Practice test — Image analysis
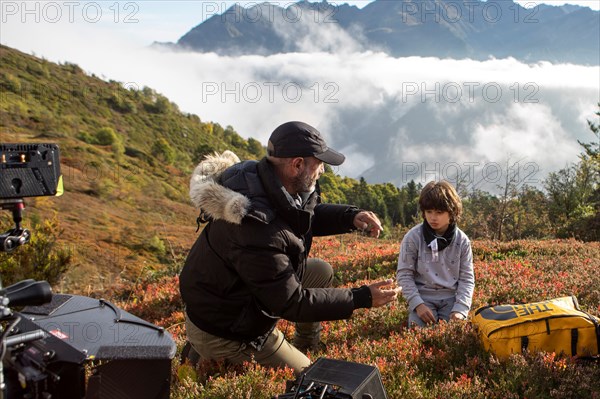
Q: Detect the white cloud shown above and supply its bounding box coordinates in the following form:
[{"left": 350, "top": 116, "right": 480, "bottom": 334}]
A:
[
  {"left": 472, "top": 102, "right": 580, "bottom": 170},
  {"left": 270, "top": 4, "right": 366, "bottom": 53}
]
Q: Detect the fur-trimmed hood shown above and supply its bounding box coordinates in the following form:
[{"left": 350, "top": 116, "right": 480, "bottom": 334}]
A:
[
  {"left": 190, "top": 151, "right": 320, "bottom": 233},
  {"left": 189, "top": 151, "right": 250, "bottom": 225}
]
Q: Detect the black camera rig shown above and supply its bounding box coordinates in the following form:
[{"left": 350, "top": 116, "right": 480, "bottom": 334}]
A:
[
  {"left": 0, "top": 143, "right": 176, "bottom": 399},
  {"left": 274, "top": 358, "right": 388, "bottom": 399},
  {"left": 1, "top": 143, "right": 61, "bottom": 253}
]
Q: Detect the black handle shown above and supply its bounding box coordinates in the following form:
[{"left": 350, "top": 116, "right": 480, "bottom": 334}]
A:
[{"left": 1, "top": 279, "right": 52, "bottom": 307}]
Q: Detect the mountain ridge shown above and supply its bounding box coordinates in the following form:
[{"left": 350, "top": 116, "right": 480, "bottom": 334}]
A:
[{"left": 157, "top": 0, "right": 600, "bottom": 65}]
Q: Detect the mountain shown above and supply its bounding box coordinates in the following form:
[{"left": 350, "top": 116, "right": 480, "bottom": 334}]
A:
[{"left": 163, "top": 0, "right": 600, "bottom": 65}]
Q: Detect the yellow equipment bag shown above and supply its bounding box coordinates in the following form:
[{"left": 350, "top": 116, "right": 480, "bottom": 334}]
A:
[{"left": 472, "top": 296, "right": 600, "bottom": 359}]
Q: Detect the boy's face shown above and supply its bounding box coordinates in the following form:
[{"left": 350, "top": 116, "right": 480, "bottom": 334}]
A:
[{"left": 424, "top": 209, "right": 451, "bottom": 235}]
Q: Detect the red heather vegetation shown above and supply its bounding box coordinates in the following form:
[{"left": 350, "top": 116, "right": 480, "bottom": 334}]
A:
[{"left": 109, "top": 235, "right": 600, "bottom": 399}]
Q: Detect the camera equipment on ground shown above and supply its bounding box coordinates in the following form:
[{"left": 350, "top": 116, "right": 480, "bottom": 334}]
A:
[
  {"left": 274, "top": 358, "right": 387, "bottom": 399},
  {"left": 0, "top": 143, "right": 176, "bottom": 399}
]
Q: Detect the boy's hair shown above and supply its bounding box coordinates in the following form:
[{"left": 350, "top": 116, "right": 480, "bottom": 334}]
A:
[{"left": 419, "top": 181, "right": 463, "bottom": 223}]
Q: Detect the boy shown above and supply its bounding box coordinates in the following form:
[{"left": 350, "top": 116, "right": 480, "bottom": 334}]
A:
[{"left": 396, "top": 181, "right": 474, "bottom": 327}]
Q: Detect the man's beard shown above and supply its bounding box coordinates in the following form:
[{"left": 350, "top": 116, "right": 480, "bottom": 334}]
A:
[{"left": 292, "top": 169, "right": 317, "bottom": 194}]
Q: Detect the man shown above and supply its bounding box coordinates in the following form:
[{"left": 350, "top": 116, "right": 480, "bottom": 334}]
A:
[{"left": 180, "top": 121, "right": 400, "bottom": 375}]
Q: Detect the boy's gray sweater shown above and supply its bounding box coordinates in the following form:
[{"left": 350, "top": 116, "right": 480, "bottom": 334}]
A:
[{"left": 396, "top": 223, "right": 475, "bottom": 317}]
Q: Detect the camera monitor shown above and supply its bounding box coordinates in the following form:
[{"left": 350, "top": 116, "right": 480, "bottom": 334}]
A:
[{"left": 0, "top": 143, "right": 62, "bottom": 199}]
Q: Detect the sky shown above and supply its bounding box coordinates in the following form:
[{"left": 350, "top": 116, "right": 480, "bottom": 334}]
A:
[
  {"left": 2, "top": 0, "right": 599, "bottom": 47},
  {"left": 1, "top": 0, "right": 599, "bottom": 189}
]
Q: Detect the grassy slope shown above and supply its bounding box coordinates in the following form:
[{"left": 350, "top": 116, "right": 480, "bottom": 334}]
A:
[{"left": 0, "top": 45, "right": 260, "bottom": 292}]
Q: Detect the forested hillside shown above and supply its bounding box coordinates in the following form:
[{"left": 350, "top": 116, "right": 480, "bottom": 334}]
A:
[{"left": 0, "top": 45, "right": 266, "bottom": 291}]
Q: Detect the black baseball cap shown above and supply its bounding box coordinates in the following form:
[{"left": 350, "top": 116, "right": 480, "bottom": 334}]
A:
[{"left": 267, "top": 121, "right": 345, "bottom": 166}]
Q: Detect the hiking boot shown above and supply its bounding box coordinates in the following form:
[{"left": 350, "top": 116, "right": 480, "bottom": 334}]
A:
[
  {"left": 293, "top": 321, "right": 326, "bottom": 353},
  {"left": 293, "top": 339, "right": 327, "bottom": 354},
  {"left": 180, "top": 340, "right": 201, "bottom": 366}
]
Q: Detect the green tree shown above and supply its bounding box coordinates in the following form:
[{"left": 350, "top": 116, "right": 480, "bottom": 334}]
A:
[
  {"left": 95, "top": 127, "right": 118, "bottom": 145},
  {"left": 1, "top": 72, "right": 21, "bottom": 93},
  {"left": 544, "top": 165, "right": 579, "bottom": 224},
  {"left": 580, "top": 104, "right": 600, "bottom": 207},
  {"left": 107, "top": 92, "right": 136, "bottom": 114},
  {"left": 0, "top": 215, "right": 72, "bottom": 286},
  {"left": 494, "top": 158, "right": 522, "bottom": 241},
  {"left": 462, "top": 189, "right": 500, "bottom": 240},
  {"left": 381, "top": 183, "right": 403, "bottom": 226},
  {"left": 152, "top": 138, "right": 175, "bottom": 164},
  {"left": 579, "top": 104, "right": 600, "bottom": 162},
  {"left": 223, "top": 125, "right": 246, "bottom": 149},
  {"left": 544, "top": 106, "right": 600, "bottom": 240},
  {"left": 193, "top": 143, "right": 216, "bottom": 163},
  {"left": 346, "top": 177, "right": 376, "bottom": 212},
  {"left": 154, "top": 95, "right": 172, "bottom": 114},
  {"left": 318, "top": 170, "right": 347, "bottom": 204},
  {"left": 504, "top": 185, "right": 551, "bottom": 239},
  {"left": 402, "top": 180, "right": 421, "bottom": 227},
  {"left": 247, "top": 137, "right": 264, "bottom": 158}
]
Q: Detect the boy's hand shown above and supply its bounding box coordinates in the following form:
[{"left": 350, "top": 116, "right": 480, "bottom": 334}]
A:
[
  {"left": 416, "top": 303, "right": 436, "bottom": 324},
  {"left": 450, "top": 312, "right": 465, "bottom": 321}
]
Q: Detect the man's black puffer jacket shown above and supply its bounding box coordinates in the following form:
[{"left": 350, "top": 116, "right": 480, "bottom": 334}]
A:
[{"left": 180, "top": 154, "right": 372, "bottom": 344}]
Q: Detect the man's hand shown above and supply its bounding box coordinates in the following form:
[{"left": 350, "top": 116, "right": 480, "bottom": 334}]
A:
[
  {"left": 415, "top": 303, "right": 436, "bottom": 324},
  {"left": 368, "top": 279, "right": 401, "bottom": 307},
  {"left": 353, "top": 211, "right": 383, "bottom": 238}
]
